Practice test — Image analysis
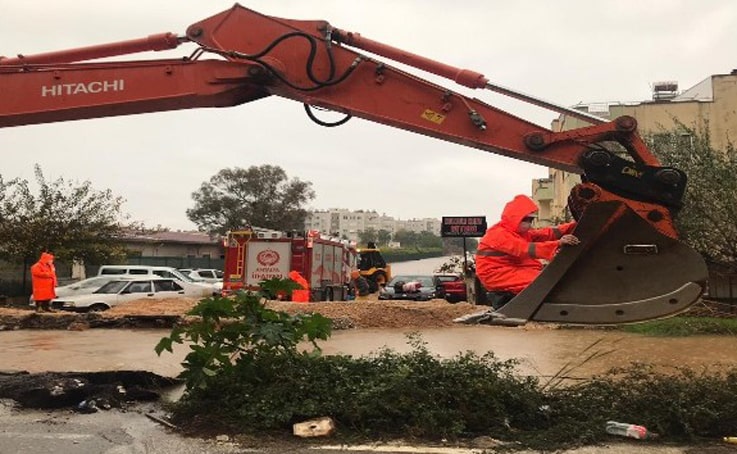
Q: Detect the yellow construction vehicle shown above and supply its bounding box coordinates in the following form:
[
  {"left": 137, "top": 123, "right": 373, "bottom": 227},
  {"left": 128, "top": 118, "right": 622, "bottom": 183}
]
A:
[{"left": 357, "top": 242, "right": 392, "bottom": 293}]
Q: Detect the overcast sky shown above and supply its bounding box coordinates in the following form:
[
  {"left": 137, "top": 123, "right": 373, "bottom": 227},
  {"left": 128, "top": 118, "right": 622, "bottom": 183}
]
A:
[{"left": 2, "top": 1, "right": 736, "bottom": 231}]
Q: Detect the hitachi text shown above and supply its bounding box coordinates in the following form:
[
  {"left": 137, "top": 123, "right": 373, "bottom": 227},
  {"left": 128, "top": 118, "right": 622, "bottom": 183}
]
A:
[{"left": 41, "top": 80, "right": 125, "bottom": 97}]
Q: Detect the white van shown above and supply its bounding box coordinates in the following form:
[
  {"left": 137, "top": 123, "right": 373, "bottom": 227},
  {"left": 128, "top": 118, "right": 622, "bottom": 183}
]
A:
[{"left": 97, "top": 265, "right": 217, "bottom": 297}]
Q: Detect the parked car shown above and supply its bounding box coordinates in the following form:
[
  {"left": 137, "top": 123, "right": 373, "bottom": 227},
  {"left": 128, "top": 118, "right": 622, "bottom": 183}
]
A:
[
  {"left": 182, "top": 268, "right": 223, "bottom": 283},
  {"left": 52, "top": 277, "right": 206, "bottom": 312},
  {"left": 433, "top": 273, "right": 467, "bottom": 303},
  {"left": 97, "top": 265, "right": 217, "bottom": 296},
  {"left": 29, "top": 275, "right": 136, "bottom": 305},
  {"left": 379, "top": 275, "right": 437, "bottom": 301}
]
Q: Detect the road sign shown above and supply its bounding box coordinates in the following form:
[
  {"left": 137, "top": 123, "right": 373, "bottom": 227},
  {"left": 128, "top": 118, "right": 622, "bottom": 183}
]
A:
[{"left": 441, "top": 216, "right": 487, "bottom": 238}]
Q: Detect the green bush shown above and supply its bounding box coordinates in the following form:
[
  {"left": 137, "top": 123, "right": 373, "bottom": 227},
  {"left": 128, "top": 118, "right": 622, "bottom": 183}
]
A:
[
  {"left": 171, "top": 334, "right": 542, "bottom": 441},
  {"left": 549, "top": 364, "right": 737, "bottom": 441},
  {"left": 621, "top": 317, "right": 737, "bottom": 336},
  {"left": 155, "top": 290, "right": 331, "bottom": 390}
]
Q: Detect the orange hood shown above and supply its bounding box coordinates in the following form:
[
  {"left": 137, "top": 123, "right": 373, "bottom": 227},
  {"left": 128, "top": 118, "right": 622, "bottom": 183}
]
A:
[{"left": 499, "top": 195, "right": 538, "bottom": 231}]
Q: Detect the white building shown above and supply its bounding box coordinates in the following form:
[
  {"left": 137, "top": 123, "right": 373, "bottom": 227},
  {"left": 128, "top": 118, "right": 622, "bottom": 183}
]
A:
[{"left": 305, "top": 209, "right": 441, "bottom": 242}]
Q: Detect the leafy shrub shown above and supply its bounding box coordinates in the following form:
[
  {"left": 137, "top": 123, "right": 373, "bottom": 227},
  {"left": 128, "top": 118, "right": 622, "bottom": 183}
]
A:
[
  {"left": 554, "top": 364, "right": 737, "bottom": 439},
  {"left": 622, "top": 317, "right": 737, "bottom": 336},
  {"left": 170, "top": 332, "right": 542, "bottom": 441},
  {"left": 155, "top": 290, "right": 331, "bottom": 390}
]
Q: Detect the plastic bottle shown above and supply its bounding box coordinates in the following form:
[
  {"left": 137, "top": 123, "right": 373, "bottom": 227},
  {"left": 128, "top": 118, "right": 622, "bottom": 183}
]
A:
[
  {"left": 724, "top": 437, "right": 737, "bottom": 444},
  {"left": 605, "top": 421, "right": 652, "bottom": 440}
]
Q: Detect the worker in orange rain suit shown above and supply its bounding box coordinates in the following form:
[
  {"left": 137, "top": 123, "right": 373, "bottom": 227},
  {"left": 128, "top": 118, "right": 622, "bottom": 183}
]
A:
[
  {"left": 475, "top": 195, "right": 579, "bottom": 310},
  {"left": 288, "top": 270, "right": 311, "bottom": 303},
  {"left": 31, "top": 252, "right": 58, "bottom": 313}
]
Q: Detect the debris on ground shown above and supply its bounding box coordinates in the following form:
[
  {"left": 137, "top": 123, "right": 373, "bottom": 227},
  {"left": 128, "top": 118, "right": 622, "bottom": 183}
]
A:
[
  {"left": 293, "top": 416, "right": 335, "bottom": 438},
  {"left": 0, "top": 370, "right": 181, "bottom": 410}
]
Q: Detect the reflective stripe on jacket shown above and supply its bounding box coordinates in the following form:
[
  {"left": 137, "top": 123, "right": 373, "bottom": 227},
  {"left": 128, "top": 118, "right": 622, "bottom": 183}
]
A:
[{"left": 475, "top": 195, "right": 576, "bottom": 294}]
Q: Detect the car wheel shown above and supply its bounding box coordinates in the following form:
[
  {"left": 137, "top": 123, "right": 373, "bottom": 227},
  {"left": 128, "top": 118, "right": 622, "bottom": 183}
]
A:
[
  {"left": 446, "top": 295, "right": 458, "bottom": 304},
  {"left": 374, "top": 272, "right": 387, "bottom": 288},
  {"left": 367, "top": 277, "right": 379, "bottom": 293},
  {"left": 368, "top": 272, "right": 387, "bottom": 293},
  {"left": 87, "top": 303, "right": 109, "bottom": 312}
]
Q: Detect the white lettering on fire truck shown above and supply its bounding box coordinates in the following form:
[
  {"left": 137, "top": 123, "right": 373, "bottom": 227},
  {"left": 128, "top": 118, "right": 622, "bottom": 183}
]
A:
[
  {"left": 251, "top": 266, "right": 285, "bottom": 281},
  {"left": 41, "top": 79, "right": 125, "bottom": 97}
]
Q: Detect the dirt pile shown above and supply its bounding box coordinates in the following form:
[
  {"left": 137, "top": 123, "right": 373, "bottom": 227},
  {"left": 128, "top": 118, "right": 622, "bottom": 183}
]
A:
[
  {"left": 0, "top": 295, "right": 729, "bottom": 332},
  {"left": 107, "top": 296, "right": 488, "bottom": 329},
  {"left": 0, "top": 296, "right": 486, "bottom": 331},
  {"left": 104, "top": 297, "right": 201, "bottom": 316},
  {"left": 267, "top": 300, "right": 483, "bottom": 329}
]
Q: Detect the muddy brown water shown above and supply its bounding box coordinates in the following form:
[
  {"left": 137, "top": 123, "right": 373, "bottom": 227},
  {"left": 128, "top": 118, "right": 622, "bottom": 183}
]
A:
[{"left": 1, "top": 327, "right": 736, "bottom": 380}]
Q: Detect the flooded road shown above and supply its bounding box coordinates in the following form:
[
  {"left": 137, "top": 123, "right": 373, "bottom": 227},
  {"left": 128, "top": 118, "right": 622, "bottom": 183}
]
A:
[
  {"left": 389, "top": 256, "right": 453, "bottom": 275},
  {"left": 2, "top": 326, "right": 736, "bottom": 380}
]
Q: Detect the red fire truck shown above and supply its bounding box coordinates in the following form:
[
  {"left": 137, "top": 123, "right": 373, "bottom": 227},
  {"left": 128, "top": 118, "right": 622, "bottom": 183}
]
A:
[{"left": 222, "top": 229, "right": 356, "bottom": 302}]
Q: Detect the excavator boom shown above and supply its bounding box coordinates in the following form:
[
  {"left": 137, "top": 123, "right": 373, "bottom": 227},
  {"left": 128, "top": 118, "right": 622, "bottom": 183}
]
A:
[{"left": 0, "top": 4, "right": 707, "bottom": 324}]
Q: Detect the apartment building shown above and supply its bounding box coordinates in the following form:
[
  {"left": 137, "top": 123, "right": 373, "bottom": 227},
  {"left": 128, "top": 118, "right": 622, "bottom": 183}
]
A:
[{"left": 304, "top": 209, "right": 442, "bottom": 242}]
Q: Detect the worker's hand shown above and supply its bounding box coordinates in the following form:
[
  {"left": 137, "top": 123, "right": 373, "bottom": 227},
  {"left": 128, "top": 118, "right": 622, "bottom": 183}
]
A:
[{"left": 559, "top": 234, "right": 580, "bottom": 246}]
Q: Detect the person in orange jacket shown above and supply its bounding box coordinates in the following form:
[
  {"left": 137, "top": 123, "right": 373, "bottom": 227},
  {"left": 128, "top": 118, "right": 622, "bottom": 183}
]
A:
[
  {"left": 475, "top": 195, "right": 579, "bottom": 310},
  {"left": 288, "top": 270, "right": 310, "bottom": 303},
  {"left": 31, "top": 252, "right": 58, "bottom": 313}
]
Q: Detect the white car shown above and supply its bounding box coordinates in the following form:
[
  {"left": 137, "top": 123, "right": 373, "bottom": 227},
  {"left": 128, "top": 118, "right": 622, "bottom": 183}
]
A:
[
  {"left": 29, "top": 275, "right": 136, "bottom": 306},
  {"left": 52, "top": 277, "right": 205, "bottom": 312},
  {"left": 180, "top": 268, "right": 224, "bottom": 284},
  {"left": 97, "top": 265, "right": 217, "bottom": 297}
]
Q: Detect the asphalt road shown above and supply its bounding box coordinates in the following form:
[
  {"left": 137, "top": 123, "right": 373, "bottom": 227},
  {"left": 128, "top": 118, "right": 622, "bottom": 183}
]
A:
[
  {"left": 0, "top": 400, "right": 248, "bottom": 454},
  {"left": 0, "top": 398, "right": 726, "bottom": 454}
]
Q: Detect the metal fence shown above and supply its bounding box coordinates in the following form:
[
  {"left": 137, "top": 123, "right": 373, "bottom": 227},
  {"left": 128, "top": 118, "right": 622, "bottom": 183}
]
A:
[{"left": 707, "top": 271, "right": 737, "bottom": 301}]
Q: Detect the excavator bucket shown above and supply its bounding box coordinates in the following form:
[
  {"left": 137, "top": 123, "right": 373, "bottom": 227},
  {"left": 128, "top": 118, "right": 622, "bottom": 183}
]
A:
[{"left": 463, "top": 200, "right": 708, "bottom": 326}]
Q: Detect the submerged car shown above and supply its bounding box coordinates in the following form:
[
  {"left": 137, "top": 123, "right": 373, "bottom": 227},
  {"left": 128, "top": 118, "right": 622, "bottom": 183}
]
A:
[
  {"left": 378, "top": 275, "right": 437, "bottom": 301},
  {"left": 52, "top": 277, "right": 205, "bottom": 312},
  {"left": 433, "top": 273, "right": 467, "bottom": 303}
]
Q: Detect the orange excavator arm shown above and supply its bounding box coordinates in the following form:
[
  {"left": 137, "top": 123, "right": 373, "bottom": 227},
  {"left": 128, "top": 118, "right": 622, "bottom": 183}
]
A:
[{"left": 0, "top": 4, "right": 707, "bottom": 325}]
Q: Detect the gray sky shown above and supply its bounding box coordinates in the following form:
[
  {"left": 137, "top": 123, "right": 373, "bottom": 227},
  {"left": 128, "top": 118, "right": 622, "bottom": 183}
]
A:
[{"left": 2, "top": 1, "right": 736, "bottom": 231}]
